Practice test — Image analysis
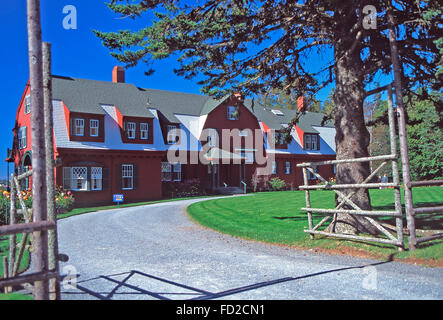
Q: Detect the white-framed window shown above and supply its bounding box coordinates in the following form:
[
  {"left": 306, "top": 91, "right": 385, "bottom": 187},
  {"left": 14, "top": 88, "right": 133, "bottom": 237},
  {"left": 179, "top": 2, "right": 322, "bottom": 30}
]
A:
[
  {"left": 89, "top": 119, "right": 99, "bottom": 137},
  {"left": 126, "top": 122, "right": 136, "bottom": 139},
  {"left": 74, "top": 118, "right": 85, "bottom": 136},
  {"left": 304, "top": 134, "right": 318, "bottom": 150},
  {"left": 161, "top": 162, "right": 182, "bottom": 181},
  {"left": 122, "top": 164, "right": 133, "bottom": 189},
  {"left": 272, "top": 161, "right": 277, "bottom": 174},
  {"left": 18, "top": 127, "right": 27, "bottom": 149},
  {"left": 162, "top": 162, "right": 172, "bottom": 181},
  {"left": 71, "top": 167, "right": 88, "bottom": 191},
  {"left": 167, "top": 125, "right": 178, "bottom": 144},
  {"left": 140, "top": 123, "right": 149, "bottom": 140},
  {"left": 308, "top": 165, "right": 319, "bottom": 180},
  {"left": 207, "top": 128, "right": 217, "bottom": 147},
  {"left": 173, "top": 163, "right": 182, "bottom": 181},
  {"left": 275, "top": 131, "right": 286, "bottom": 145},
  {"left": 91, "top": 167, "right": 102, "bottom": 191},
  {"left": 25, "top": 95, "right": 31, "bottom": 114},
  {"left": 227, "top": 106, "right": 238, "bottom": 120},
  {"left": 285, "top": 161, "right": 291, "bottom": 174}
]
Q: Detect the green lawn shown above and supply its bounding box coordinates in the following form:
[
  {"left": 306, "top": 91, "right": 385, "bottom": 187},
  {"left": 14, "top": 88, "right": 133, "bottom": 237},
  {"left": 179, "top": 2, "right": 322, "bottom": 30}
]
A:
[
  {"left": 187, "top": 187, "right": 443, "bottom": 265},
  {"left": 0, "top": 293, "right": 33, "bottom": 300},
  {"left": 0, "top": 234, "right": 30, "bottom": 278}
]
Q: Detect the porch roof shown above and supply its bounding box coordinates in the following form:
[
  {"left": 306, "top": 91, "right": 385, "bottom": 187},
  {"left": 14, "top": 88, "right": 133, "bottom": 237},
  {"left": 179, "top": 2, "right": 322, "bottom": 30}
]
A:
[{"left": 203, "top": 147, "right": 245, "bottom": 161}]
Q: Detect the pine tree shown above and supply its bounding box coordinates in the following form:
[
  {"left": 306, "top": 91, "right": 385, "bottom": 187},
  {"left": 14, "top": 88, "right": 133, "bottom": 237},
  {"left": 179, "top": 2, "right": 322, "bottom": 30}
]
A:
[{"left": 95, "top": 0, "right": 441, "bottom": 235}]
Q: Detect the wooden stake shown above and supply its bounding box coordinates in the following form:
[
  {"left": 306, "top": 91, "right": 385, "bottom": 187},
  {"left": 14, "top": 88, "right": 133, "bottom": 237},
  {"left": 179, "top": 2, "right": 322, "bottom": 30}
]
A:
[{"left": 27, "top": 0, "right": 49, "bottom": 299}]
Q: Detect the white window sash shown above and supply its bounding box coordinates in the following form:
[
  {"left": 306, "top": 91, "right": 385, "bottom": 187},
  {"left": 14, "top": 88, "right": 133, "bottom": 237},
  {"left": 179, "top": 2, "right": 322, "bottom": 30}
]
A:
[
  {"left": 25, "top": 95, "right": 31, "bottom": 114},
  {"left": 91, "top": 167, "right": 102, "bottom": 191},
  {"left": 127, "top": 122, "right": 136, "bottom": 139},
  {"left": 90, "top": 119, "right": 99, "bottom": 137},
  {"left": 121, "top": 164, "right": 133, "bottom": 189},
  {"left": 167, "top": 125, "right": 178, "bottom": 144},
  {"left": 140, "top": 123, "right": 149, "bottom": 140},
  {"left": 75, "top": 119, "right": 85, "bottom": 136},
  {"left": 285, "top": 162, "right": 291, "bottom": 174},
  {"left": 71, "top": 167, "right": 88, "bottom": 191}
]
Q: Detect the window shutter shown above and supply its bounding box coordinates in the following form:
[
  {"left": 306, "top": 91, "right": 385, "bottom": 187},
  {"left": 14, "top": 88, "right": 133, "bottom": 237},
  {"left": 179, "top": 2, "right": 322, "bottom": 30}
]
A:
[
  {"left": 123, "top": 121, "right": 128, "bottom": 139},
  {"left": 317, "top": 135, "right": 320, "bottom": 150},
  {"left": 133, "top": 164, "right": 138, "bottom": 189},
  {"left": 99, "top": 119, "right": 104, "bottom": 138},
  {"left": 70, "top": 118, "right": 75, "bottom": 137},
  {"left": 116, "top": 164, "right": 122, "bottom": 190},
  {"left": 101, "top": 167, "right": 109, "bottom": 190},
  {"left": 63, "top": 167, "right": 71, "bottom": 190},
  {"left": 86, "top": 167, "right": 91, "bottom": 191},
  {"left": 148, "top": 123, "right": 153, "bottom": 140}
]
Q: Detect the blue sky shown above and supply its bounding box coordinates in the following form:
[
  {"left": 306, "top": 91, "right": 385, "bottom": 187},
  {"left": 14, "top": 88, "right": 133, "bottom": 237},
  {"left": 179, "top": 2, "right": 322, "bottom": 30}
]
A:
[{"left": 0, "top": 0, "right": 337, "bottom": 179}]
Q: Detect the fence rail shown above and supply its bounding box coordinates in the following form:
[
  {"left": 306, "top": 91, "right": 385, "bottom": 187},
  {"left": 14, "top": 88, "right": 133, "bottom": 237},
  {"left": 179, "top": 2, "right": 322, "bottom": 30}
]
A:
[
  {"left": 296, "top": 84, "right": 442, "bottom": 250},
  {"left": 297, "top": 85, "right": 405, "bottom": 250}
]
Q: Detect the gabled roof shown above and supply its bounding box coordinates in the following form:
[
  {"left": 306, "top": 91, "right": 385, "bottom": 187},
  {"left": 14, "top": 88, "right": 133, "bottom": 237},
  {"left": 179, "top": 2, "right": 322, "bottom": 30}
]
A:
[
  {"left": 51, "top": 75, "right": 333, "bottom": 133},
  {"left": 242, "top": 99, "right": 334, "bottom": 133}
]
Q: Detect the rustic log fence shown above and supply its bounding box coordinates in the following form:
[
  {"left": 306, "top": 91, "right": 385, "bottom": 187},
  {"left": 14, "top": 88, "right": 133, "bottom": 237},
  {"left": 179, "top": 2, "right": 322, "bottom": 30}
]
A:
[
  {"left": 297, "top": 85, "right": 442, "bottom": 251},
  {"left": 297, "top": 87, "right": 405, "bottom": 249}
]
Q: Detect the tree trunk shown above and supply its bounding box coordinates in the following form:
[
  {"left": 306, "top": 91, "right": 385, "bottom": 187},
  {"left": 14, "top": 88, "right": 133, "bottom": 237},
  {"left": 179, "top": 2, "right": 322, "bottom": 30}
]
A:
[{"left": 326, "top": 7, "right": 379, "bottom": 236}]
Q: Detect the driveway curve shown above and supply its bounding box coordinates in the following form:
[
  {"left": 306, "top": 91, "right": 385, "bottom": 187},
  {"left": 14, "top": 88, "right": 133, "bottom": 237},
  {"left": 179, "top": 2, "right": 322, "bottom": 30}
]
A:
[{"left": 58, "top": 196, "right": 443, "bottom": 300}]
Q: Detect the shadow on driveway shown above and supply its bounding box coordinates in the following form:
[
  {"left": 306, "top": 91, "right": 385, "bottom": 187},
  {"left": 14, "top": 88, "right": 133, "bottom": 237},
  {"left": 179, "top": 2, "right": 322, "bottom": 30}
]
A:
[{"left": 62, "top": 255, "right": 395, "bottom": 300}]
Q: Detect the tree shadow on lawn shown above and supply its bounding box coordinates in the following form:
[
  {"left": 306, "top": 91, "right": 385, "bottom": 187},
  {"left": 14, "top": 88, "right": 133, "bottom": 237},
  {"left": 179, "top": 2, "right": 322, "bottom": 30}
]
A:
[
  {"left": 62, "top": 255, "right": 395, "bottom": 300},
  {"left": 373, "top": 202, "right": 443, "bottom": 231}
]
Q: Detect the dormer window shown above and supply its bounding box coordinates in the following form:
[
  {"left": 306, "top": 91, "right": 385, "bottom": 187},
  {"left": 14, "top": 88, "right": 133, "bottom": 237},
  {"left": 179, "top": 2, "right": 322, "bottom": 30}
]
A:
[
  {"left": 140, "top": 123, "right": 149, "bottom": 140},
  {"left": 126, "top": 122, "right": 136, "bottom": 139},
  {"left": 207, "top": 128, "right": 217, "bottom": 147},
  {"left": 275, "top": 131, "right": 286, "bottom": 145},
  {"left": 89, "top": 119, "right": 99, "bottom": 137},
  {"left": 74, "top": 118, "right": 85, "bottom": 136},
  {"left": 25, "top": 95, "right": 31, "bottom": 114},
  {"left": 167, "top": 125, "right": 179, "bottom": 144},
  {"left": 227, "top": 106, "right": 238, "bottom": 120},
  {"left": 304, "top": 134, "right": 319, "bottom": 150}
]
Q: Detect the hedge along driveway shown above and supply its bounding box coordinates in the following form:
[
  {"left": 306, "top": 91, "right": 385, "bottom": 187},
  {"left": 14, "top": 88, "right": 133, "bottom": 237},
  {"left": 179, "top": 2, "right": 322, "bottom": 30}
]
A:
[{"left": 187, "top": 187, "right": 443, "bottom": 266}]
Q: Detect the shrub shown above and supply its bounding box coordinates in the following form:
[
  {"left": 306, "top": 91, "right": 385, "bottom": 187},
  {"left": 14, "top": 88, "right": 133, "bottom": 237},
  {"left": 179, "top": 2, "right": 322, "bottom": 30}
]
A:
[
  {"left": 0, "top": 191, "right": 10, "bottom": 226},
  {"left": 167, "top": 179, "right": 206, "bottom": 198},
  {"left": 269, "top": 177, "right": 286, "bottom": 191}
]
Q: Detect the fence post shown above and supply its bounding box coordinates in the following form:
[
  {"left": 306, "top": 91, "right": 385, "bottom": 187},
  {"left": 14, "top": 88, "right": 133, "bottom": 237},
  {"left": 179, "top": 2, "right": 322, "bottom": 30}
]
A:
[
  {"left": 387, "top": 86, "right": 404, "bottom": 251},
  {"left": 387, "top": 1, "right": 416, "bottom": 250},
  {"left": 302, "top": 167, "right": 314, "bottom": 239},
  {"left": 27, "top": 0, "right": 49, "bottom": 299},
  {"left": 43, "top": 41, "right": 60, "bottom": 300},
  {"left": 8, "top": 175, "right": 17, "bottom": 282}
]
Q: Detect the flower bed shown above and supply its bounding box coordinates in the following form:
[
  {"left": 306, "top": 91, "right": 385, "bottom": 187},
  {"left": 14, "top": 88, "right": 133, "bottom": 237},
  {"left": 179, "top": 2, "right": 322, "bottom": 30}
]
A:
[{"left": 0, "top": 186, "right": 75, "bottom": 226}]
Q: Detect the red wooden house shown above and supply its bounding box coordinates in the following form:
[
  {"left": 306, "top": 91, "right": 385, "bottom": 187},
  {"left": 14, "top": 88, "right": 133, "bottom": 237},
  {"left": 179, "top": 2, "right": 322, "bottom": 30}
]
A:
[{"left": 7, "top": 66, "right": 336, "bottom": 206}]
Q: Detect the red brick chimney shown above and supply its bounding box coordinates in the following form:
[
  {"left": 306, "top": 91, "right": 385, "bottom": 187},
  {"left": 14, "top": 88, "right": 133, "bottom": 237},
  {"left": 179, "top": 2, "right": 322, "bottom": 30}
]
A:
[
  {"left": 112, "top": 66, "right": 125, "bottom": 83},
  {"left": 297, "top": 96, "right": 304, "bottom": 111}
]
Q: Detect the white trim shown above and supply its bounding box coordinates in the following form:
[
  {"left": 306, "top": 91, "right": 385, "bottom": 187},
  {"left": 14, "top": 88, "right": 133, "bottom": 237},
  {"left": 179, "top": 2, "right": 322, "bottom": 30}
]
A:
[
  {"left": 140, "top": 122, "right": 149, "bottom": 140},
  {"left": 25, "top": 95, "right": 31, "bottom": 114},
  {"left": 90, "top": 119, "right": 99, "bottom": 137},
  {"left": 121, "top": 164, "right": 134, "bottom": 190},
  {"left": 74, "top": 118, "right": 85, "bottom": 136},
  {"left": 127, "top": 122, "right": 136, "bottom": 139}
]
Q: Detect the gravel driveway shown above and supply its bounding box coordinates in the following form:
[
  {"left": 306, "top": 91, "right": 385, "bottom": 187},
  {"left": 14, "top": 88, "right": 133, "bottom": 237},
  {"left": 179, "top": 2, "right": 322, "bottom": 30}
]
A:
[{"left": 57, "top": 196, "right": 443, "bottom": 300}]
